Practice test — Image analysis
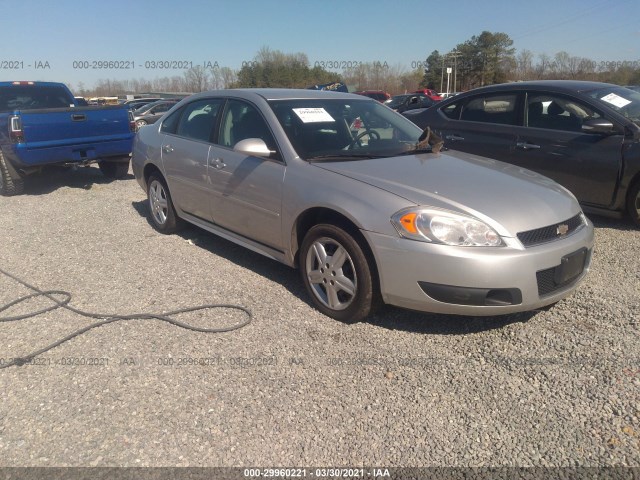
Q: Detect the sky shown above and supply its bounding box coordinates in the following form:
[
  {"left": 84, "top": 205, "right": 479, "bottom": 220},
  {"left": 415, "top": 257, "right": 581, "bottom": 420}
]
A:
[{"left": 2, "top": 0, "right": 639, "bottom": 91}]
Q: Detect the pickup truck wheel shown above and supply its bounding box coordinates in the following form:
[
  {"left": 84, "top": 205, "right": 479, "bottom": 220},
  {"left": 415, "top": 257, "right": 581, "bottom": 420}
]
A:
[
  {"left": 147, "top": 174, "right": 183, "bottom": 234},
  {"left": 628, "top": 181, "right": 640, "bottom": 227},
  {"left": 299, "top": 224, "right": 379, "bottom": 323},
  {"left": 0, "top": 151, "right": 24, "bottom": 196},
  {"left": 99, "top": 160, "right": 130, "bottom": 179}
]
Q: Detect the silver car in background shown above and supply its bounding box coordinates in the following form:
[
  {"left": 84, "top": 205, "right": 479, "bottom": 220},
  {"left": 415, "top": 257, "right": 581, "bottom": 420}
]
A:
[{"left": 132, "top": 89, "right": 594, "bottom": 323}]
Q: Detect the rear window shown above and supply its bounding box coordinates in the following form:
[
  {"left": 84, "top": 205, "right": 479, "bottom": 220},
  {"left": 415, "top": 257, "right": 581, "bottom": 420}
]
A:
[{"left": 0, "top": 85, "right": 73, "bottom": 111}]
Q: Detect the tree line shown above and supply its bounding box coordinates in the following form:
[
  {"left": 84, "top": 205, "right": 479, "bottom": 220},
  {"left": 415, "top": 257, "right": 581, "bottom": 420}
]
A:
[{"left": 79, "top": 36, "right": 640, "bottom": 97}]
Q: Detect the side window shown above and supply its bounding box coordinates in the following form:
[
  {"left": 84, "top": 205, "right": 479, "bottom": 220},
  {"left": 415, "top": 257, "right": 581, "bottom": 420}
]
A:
[
  {"left": 527, "top": 93, "right": 601, "bottom": 132},
  {"left": 441, "top": 102, "right": 461, "bottom": 120},
  {"left": 154, "top": 103, "right": 173, "bottom": 114},
  {"left": 160, "top": 107, "right": 183, "bottom": 134},
  {"left": 460, "top": 94, "right": 518, "bottom": 125},
  {"left": 218, "top": 100, "right": 277, "bottom": 153},
  {"left": 174, "top": 98, "right": 223, "bottom": 142}
]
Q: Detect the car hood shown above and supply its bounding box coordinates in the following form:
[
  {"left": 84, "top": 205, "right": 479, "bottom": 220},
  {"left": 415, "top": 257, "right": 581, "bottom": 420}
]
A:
[{"left": 313, "top": 150, "right": 581, "bottom": 237}]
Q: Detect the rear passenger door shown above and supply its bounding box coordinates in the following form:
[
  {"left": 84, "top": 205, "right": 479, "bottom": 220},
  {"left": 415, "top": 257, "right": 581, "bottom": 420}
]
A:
[
  {"left": 161, "top": 98, "right": 223, "bottom": 222},
  {"left": 437, "top": 92, "right": 522, "bottom": 161}
]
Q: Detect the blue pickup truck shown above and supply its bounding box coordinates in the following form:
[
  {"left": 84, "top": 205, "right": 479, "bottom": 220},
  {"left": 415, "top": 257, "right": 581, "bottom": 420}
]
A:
[{"left": 0, "top": 81, "right": 135, "bottom": 195}]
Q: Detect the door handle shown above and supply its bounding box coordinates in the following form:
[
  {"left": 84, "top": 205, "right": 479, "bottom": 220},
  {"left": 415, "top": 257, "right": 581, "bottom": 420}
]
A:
[
  {"left": 212, "top": 158, "right": 226, "bottom": 169},
  {"left": 516, "top": 141, "right": 541, "bottom": 150},
  {"left": 162, "top": 145, "right": 174, "bottom": 153},
  {"left": 445, "top": 134, "right": 464, "bottom": 141},
  {"left": 71, "top": 114, "right": 86, "bottom": 121}
]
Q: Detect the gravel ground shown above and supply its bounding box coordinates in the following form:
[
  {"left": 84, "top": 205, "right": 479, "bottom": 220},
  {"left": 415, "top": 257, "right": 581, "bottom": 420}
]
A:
[{"left": 0, "top": 165, "right": 638, "bottom": 468}]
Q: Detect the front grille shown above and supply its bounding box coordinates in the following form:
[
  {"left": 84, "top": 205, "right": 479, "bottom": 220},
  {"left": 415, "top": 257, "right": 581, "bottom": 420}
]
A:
[
  {"left": 536, "top": 268, "right": 561, "bottom": 296},
  {"left": 517, "top": 214, "right": 584, "bottom": 247}
]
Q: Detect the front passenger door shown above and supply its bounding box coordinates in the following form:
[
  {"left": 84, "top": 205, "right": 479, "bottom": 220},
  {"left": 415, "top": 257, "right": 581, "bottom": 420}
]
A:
[
  {"left": 208, "top": 99, "right": 285, "bottom": 250},
  {"left": 509, "top": 92, "right": 624, "bottom": 207}
]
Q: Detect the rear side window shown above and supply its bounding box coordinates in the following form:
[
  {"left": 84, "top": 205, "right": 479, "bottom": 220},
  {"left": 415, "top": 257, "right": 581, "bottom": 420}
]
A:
[
  {"left": 160, "top": 98, "right": 222, "bottom": 142},
  {"left": 460, "top": 94, "right": 518, "bottom": 125},
  {"left": 174, "top": 99, "right": 224, "bottom": 143},
  {"left": 160, "top": 107, "right": 183, "bottom": 134}
]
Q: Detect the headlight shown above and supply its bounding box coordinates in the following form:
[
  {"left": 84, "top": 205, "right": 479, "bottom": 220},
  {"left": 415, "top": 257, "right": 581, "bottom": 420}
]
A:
[{"left": 391, "top": 208, "right": 504, "bottom": 247}]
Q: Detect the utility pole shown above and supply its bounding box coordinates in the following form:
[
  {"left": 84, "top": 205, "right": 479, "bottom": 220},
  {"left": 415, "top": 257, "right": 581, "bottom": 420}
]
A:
[{"left": 448, "top": 50, "right": 462, "bottom": 93}]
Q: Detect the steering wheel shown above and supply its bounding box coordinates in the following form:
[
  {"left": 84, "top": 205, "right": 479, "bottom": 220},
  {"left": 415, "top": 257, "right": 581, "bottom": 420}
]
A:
[{"left": 347, "top": 129, "right": 380, "bottom": 149}]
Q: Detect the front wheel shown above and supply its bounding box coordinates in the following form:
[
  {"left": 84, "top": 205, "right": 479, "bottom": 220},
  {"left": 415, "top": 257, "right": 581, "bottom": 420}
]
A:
[
  {"left": 299, "top": 224, "right": 379, "bottom": 323},
  {"left": 627, "top": 181, "right": 640, "bottom": 227},
  {"left": 99, "top": 160, "right": 130, "bottom": 179}
]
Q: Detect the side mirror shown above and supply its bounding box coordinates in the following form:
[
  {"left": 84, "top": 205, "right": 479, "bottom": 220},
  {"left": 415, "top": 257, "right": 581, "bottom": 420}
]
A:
[
  {"left": 582, "top": 118, "right": 615, "bottom": 135},
  {"left": 233, "top": 138, "right": 275, "bottom": 158}
]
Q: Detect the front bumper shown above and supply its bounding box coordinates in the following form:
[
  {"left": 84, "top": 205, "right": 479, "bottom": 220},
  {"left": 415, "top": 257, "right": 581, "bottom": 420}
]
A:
[{"left": 364, "top": 220, "right": 594, "bottom": 316}]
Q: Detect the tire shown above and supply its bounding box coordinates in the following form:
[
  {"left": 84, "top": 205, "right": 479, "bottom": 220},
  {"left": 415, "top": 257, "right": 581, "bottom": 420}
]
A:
[
  {"left": 147, "top": 173, "right": 183, "bottom": 234},
  {"left": 627, "top": 181, "right": 640, "bottom": 227},
  {"left": 299, "top": 223, "right": 380, "bottom": 323},
  {"left": 99, "top": 160, "right": 130, "bottom": 179},
  {"left": 0, "top": 150, "right": 24, "bottom": 196},
  {"left": 136, "top": 119, "right": 147, "bottom": 129}
]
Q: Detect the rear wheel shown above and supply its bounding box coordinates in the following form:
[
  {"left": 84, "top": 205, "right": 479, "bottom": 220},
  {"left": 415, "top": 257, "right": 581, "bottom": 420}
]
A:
[
  {"left": 0, "top": 150, "right": 24, "bottom": 196},
  {"left": 299, "top": 224, "right": 379, "bottom": 323},
  {"left": 99, "top": 159, "right": 130, "bottom": 179},
  {"left": 627, "top": 181, "right": 640, "bottom": 227},
  {"left": 147, "top": 174, "right": 183, "bottom": 234}
]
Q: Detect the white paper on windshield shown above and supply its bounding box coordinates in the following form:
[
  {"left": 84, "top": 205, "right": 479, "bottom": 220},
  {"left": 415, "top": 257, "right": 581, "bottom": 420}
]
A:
[
  {"left": 292, "top": 108, "right": 335, "bottom": 123},
  {"left": 600, "top": 93, "right": 631, "bottom": 108}
]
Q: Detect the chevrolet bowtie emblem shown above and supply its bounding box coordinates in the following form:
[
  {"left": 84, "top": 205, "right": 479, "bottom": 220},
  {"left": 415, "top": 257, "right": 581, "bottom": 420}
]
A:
[{"left": 557, "top": 224, "right": 569, "bottom": 236}]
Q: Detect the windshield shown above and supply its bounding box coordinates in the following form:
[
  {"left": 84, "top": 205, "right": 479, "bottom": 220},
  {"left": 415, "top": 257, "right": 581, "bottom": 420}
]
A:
[
  {"left": 585, "top": 86, "right": 640, "bottom": 126},
  {"left": 268, "top": 98, "right": 423, "bottom": 160}
]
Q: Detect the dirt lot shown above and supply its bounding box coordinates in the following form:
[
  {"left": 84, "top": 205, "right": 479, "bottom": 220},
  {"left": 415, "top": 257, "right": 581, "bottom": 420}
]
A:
[{"left": 0, "top": 166, "right": 638, "bottom": 467}]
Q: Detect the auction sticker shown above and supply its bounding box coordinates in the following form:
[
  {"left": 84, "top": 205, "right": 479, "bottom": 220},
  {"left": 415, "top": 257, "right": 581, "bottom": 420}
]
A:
[
  {"left": 600, "top": 93, "right": 631, "bottom": 108},
  {"left": 292, "top": 108, "right": 335, "bottom": 123}
]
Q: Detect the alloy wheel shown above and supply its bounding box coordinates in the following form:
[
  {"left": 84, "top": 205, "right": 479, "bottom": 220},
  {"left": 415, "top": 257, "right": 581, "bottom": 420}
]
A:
[
  {"left": 149, "top": 179, "right": 168, "bottom": 225},
  {"left": 305, "top": 237, "right": 358, "bottom": 311}
]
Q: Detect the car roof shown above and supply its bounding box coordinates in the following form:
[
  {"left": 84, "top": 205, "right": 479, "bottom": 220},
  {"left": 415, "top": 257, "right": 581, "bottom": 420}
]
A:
[
  {"left": 187, "top": 88, "right": 368, "bottom": 102},
  {"left": 454, "top": 80, "right": 621, "bottom": 96}
]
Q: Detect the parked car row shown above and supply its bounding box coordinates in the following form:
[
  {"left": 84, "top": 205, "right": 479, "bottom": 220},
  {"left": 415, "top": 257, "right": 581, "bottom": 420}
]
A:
[
  {"left": 132, "top": 99, "right": 181, "bottom": 129},
  {"left": 7, "top": 79, "right": 639, "bottom": 324},
  {"left": 402, "top": 81, "right": 640, "bottom": 225}
]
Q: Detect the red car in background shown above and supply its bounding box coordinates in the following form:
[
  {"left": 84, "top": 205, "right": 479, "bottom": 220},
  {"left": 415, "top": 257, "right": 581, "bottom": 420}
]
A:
[{"left": 414, "top": 89, "right": 442, "bottom": 101}]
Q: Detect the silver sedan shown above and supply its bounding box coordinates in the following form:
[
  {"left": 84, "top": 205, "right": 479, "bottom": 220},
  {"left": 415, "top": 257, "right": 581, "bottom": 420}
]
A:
[{"left": 132, "top": 89, "right": 594, "bottom": 322}]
